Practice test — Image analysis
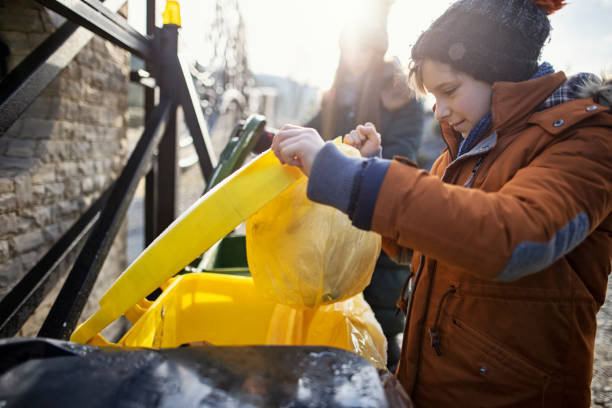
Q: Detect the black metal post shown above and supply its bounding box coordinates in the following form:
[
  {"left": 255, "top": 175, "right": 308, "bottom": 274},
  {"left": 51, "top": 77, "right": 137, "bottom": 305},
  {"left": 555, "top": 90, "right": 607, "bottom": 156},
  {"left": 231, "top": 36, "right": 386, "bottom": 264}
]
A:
[
  {"left": 177, "top": 55, "right": 217, "bottom": 182},
  {"left": 153, "top": 23, "right": 180, "bottom": 235},
  {"left": 144, "top": 0, "right": 158, "bottom": 246}
]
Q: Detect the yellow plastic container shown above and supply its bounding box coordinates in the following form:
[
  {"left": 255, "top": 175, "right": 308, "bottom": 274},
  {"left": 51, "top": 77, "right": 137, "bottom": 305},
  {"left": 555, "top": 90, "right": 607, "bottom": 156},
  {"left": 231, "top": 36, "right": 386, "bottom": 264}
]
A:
[
  {"left": 118, "top": 273, "right": 277, "bottom": 348},
  {"left": 90, "top": 272, "right": 385, "bottom": 369},
  {"left": 72, "top": 150, "right": 301, "bottom": 344}
]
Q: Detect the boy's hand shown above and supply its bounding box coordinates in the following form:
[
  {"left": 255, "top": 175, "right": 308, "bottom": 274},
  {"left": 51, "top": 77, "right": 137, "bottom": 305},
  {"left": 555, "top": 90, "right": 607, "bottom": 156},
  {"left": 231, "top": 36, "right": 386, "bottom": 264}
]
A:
[
  {"left": 343, "top": 122, "right": 381, "bottom": 157},
  {"left": 271, "top": 124, "right": 324, "bottom": 176}
]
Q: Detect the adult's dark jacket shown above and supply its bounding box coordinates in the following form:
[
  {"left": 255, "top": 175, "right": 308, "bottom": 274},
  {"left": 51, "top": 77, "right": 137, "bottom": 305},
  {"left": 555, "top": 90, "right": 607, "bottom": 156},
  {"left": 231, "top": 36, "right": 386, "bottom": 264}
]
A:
[{"left": 306, "top": 59, "right": 424, "bottom": 369}]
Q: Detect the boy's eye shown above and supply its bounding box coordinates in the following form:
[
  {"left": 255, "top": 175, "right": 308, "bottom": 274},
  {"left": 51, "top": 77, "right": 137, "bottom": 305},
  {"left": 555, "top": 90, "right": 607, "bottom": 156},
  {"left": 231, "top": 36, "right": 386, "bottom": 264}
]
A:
[{"left": 443, "top": 87, "right": 456, "bottom": 96}]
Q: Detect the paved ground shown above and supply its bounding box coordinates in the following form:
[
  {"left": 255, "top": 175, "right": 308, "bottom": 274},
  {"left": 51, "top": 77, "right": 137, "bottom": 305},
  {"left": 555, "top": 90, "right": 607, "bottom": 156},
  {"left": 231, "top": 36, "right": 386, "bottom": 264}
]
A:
[{"left": 592, "top": 279, "right": 612, "bottom": 407}]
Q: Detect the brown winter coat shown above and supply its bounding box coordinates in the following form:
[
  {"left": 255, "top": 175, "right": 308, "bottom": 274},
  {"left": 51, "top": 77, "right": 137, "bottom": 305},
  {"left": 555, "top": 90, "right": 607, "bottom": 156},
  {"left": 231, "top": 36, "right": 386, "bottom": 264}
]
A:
[{"left": 371, "top": 72, "right": 612, "bottom": 407}]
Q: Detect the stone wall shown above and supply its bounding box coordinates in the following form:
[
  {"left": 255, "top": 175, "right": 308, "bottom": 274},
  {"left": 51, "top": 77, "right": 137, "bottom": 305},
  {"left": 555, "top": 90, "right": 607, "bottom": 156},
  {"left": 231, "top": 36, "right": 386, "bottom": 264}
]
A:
[{"left": 0, "top": 1, "right": 130, "bottom": 337}]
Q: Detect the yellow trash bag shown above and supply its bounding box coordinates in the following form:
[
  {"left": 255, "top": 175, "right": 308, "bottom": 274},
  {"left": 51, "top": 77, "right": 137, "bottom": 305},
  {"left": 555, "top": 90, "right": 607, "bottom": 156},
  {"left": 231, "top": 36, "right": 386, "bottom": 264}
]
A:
[
  {"left": 265, "top": 293, "right": 388, "bottom": 369},
  {"left": 246, "top": 142, "right": 382, "bottom": 309}
]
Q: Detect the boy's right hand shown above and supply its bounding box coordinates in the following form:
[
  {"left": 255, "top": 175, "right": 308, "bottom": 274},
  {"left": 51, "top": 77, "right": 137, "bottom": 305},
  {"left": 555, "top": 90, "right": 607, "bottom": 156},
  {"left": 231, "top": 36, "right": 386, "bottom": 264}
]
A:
[
  {"left": 343, "top": 122, "right": 381, "bottom": 157},
  {"left": 271, "top": 124, "right": 325, "bottom": 177}
]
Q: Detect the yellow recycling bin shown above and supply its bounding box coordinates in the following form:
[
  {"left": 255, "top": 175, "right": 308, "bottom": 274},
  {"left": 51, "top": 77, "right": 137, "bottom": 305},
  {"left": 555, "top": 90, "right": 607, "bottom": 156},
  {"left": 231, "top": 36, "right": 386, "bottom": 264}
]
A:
[
  {"left": 116, "top": 273, "right": 277, "bottom": 348},
  {"left": 71, "top": 150, "right": 301, "bottom": 344},
  {"left": 88, "top": 272, "right": 386, "bottom": 369}
]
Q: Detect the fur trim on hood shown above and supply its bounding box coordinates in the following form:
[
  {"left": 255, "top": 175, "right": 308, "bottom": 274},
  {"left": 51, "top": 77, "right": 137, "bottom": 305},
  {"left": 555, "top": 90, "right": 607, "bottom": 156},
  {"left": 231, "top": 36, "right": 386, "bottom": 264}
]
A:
[{"left": 578, "top": 75, "right": 612, "bottom": 108}]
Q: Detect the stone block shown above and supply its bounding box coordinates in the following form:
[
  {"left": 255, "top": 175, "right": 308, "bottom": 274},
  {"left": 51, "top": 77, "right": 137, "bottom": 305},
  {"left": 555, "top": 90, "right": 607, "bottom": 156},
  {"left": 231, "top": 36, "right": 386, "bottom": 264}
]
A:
[
  {"left": 0, "top": 240, "right": 10, "bottom": 263},
  {"left": 0, "top": 194, "right": 17, "bottom": 214},
  {"left": 94, "top": 174, "right": 107, "bottom": 190},
  {"left": 66, "top": 62, "right": 82, "bottom": 80},
  {"left": 24, "top": 96, "right": 60, "bottom": 120},
  {"left": 6, "top": 54, "right": 25, "bottom": 72},
  {"left": 60, "top": 121, "right": 76, "bottom": 140},
  {"left": 0, "top": 157, "right": 34, "bottom": 170},
  {"left": 43, "top": 223, "right": 62, "bottom": 242},
  {"left": 0, "top": 13, "right": 44, "bottom": 32},
  {"left": 11, "top": 229, "right": 45, "bottom": 253},
  {"left": 90, "top": 70, "right": 108, "bottom": 90},
  {"left": 14, "top": 173, "right": 32, "bottom": 206},
  {"left": 31, "top": 185, "right": 45, "bottom": 204},
  {"left": 76, "top": 49, "right": 94, "bottom": 68},
  {"left": 78, "top": 161, "right": 94, "bottom": 175},
  {"left": 27, "top": 32, "right": 48, "bottom": 49},
  {"left": 23, "top": 206, "right": 52, "bottom": 227},
  {"left": 45, "top": 182, "right": 65, "bottom": 198},
  {"left": 40, "top": 8, "right": 66, "bottom": 31},
  {"left": 60, "top": 99, "right": 80, "bottom": 122},
  {"left": 1, "top": 31, "right": 29, "bottom": 50},
  {"left": 21, "top": 117, "right": 56, "bottom": 139},
  {"left": 31, "top": 164, "right": 56, "bottom": 184},
  {"left": 65, "top": 178, "right": 81, "bottom": 197},
  {"left": 57, "top": 200, "right": 79, "bottom": 215},
  {"left": 54, "top": 142, "right": 73, "bottom": 161},
  {"left": 0, "top": 178, "right": 14, "bottom": 194},
  {"left": 81, "top": 177, "right": 94, "bottom": 194},
  {"left": 0, "top": 258, "right": 24, "bottom": 286},
  {"left": 57, "top": 162, "right": 78, "bottom": 178},
  {"left": 6, "top": 139, "right": 36, "bottom": 157},
  {"left": 71, "top": 141, "right": 90, "bottom": 158},
  {"left": 20, "top": 251, "right": 40, "bottom": 270},
  {"left": 0, "top": 213, "right": 18, "bottom": 236},
  {"left": 17, "top": 217, "right": 34, "bottom": 233}
]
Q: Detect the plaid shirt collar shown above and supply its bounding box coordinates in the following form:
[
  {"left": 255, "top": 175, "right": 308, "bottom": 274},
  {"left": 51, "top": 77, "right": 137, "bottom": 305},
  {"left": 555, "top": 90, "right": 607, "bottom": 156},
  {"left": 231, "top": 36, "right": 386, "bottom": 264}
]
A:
[{"left": 537, "top": 62, "right": 600, "bottom": 110}]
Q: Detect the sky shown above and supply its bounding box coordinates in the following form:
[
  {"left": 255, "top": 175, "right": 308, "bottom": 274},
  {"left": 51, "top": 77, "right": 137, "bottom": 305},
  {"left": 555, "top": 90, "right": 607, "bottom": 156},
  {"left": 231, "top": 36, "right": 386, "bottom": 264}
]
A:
[{"left": 128, "top": 0, "right": 612, "bottom": 90}]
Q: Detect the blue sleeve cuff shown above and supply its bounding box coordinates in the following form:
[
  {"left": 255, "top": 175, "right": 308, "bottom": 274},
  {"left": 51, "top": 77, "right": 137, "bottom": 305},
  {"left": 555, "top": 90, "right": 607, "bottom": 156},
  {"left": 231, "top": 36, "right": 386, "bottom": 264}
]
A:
[
  {"left": 307, "top": 142, "right": 362, "bottom": 213},
  {"left": 351, "top": 158, "right": 390, "bottom": 230},
  {"left": 307, "top": 142, "right": 391, "bottom": 230}
]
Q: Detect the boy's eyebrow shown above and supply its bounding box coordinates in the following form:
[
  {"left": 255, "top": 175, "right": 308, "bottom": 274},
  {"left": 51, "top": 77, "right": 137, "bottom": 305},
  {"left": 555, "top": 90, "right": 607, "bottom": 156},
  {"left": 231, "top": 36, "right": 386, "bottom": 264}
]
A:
[{"left": 431, "top": 81, "right": 457, "bottom": 93}]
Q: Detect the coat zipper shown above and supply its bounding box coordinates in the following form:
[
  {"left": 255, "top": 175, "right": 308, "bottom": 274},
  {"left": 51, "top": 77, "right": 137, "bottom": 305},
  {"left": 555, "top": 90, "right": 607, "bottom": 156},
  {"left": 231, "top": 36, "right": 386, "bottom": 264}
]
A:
[{"left": 428, "top": 285, "right": 456, "bottom": 356}]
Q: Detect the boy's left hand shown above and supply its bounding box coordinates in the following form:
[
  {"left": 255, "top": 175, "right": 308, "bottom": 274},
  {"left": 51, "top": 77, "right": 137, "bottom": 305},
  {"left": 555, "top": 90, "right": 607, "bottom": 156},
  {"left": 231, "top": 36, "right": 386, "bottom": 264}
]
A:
[
  {"left": 343, "top": 122, "right": 381, "bottom": 157},
  {"left": 271, "top": 124, "right": 324, "bottom": 176}
]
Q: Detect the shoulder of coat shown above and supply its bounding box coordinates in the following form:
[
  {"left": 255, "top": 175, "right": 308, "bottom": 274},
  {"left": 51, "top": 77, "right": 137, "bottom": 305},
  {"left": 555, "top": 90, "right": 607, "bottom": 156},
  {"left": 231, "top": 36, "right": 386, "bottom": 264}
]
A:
[{"left": 527, "top": 98, "right": 611, "bottom": 135}]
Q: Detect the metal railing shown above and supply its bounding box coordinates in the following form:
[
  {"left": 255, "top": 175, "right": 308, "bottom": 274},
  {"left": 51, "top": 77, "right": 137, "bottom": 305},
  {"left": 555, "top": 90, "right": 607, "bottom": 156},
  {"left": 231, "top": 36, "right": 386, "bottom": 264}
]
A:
[{"left": 0, "top": 0, "right": 266, "bottom": 340}]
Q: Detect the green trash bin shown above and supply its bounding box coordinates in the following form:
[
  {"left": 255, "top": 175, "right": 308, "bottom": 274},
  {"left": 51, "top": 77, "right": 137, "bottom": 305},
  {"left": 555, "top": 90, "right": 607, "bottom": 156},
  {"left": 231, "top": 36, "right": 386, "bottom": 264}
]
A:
[{"left": 191, "top": 234, "right": 250, "bottom": 276}]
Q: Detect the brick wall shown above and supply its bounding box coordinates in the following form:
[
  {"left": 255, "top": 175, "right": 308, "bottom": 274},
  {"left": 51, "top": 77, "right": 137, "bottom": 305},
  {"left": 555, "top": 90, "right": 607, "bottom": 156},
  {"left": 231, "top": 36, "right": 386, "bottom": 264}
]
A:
[{"left": 0, "top": 1, "right": 130, "bottom": 337}]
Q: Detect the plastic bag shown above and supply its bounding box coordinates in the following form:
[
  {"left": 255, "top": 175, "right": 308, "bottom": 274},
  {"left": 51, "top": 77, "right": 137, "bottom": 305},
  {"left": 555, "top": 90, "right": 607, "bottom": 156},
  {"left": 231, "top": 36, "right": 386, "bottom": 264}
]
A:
[
  {"left": 245, "top": 143, "right": 382, "bottom": 309},
  {"left": 265, "top": 293, "right": 388, "bottom": 369}
]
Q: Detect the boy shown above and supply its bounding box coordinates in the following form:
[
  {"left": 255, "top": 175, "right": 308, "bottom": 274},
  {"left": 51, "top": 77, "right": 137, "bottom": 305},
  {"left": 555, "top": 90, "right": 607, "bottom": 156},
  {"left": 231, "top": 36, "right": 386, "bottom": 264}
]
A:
[{"left": 272, "top": 0, "right": 612, "bottom": 406}]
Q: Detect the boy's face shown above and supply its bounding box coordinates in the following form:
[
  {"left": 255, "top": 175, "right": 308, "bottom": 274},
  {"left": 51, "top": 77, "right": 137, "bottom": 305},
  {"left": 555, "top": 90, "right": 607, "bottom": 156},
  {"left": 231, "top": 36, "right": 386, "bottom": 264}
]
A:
[{"left": 422, "top": 59, "right": 492, "bottom": 138}]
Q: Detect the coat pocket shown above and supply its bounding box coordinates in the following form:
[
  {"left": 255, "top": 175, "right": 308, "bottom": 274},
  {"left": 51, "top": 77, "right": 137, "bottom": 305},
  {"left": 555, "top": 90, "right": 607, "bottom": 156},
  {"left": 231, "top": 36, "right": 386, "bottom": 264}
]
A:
[{"left": 419, "top": 313, "right": 552, "bottom": 407}]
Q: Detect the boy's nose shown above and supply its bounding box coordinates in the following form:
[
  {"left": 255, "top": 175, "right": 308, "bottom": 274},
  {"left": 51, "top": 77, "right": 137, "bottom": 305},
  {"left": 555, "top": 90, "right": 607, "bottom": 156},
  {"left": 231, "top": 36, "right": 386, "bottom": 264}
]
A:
[{"left": 433, "top": 101, "right": 450, "bottom": 122}]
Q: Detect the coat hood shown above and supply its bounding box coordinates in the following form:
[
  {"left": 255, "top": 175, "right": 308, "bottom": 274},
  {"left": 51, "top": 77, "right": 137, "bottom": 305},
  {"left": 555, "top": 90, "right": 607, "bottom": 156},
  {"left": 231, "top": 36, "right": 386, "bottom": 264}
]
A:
[{"left": 578, "top": 75, "right": 612, "bottom": 108}]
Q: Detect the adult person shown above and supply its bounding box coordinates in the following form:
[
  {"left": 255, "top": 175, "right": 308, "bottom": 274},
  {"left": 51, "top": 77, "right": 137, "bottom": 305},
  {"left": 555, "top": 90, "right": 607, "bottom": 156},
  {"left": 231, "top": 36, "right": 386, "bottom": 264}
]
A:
[{"left": 305, "top": 18, "right": 424, "bottom": 371}]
